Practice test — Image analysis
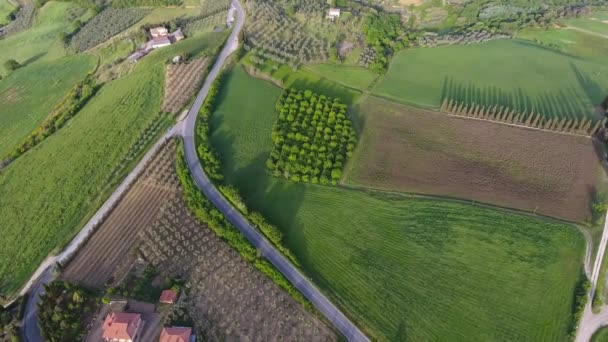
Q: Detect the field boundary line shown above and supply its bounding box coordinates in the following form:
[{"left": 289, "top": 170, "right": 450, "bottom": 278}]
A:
[{"left": 339, "top": 182, "right": 585, "bottom": 226}]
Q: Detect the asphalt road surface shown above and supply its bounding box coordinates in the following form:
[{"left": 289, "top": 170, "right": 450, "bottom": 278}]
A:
[
  {"left": 576, "top": 209, "right": 608, "bottom": 342},
  {"left": 181, "top": 1, "right": 369, "bottom": 341}
]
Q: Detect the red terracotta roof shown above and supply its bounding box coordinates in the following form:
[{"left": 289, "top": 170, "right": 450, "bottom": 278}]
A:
[
  {"left": 102, "top": 312, "right": 142, "bottom": 341},
  {"left": 159, "top": 327, "right": 191, "bottom": 342},
  {"left": 159, "top": 289, "right": 177, "bottom": 304}
]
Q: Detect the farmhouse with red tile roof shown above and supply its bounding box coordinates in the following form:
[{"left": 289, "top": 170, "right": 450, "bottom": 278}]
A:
[
  {"left": 102, "top": 312, "right": 143, "bottom": 342},
  {"left": 159, "top": 289, "right": 177, "bottom": 304},
  {"left": 159, "top": 327, "right": 192, "bottom": 342}
]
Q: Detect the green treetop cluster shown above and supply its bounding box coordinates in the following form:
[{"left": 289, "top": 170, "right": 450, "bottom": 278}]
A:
[{"left": 267, "top": 89, "right": 357, "bottom": 185}]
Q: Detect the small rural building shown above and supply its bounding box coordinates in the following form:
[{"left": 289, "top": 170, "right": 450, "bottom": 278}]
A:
[
  {"left": 327, "top": 8, "right": 341, "bottom": 19},
  {"left": 171, "top": 29, "right": 185, "bottom": 42},
  {"left": 159, "top": 289, "right": 178, "bottom": 304},
  {"left": 159, "top": 327, "right": 193, "bottom": 342},
  {"left": 102, "top": 312, "right": 143, "bottom": 342},
  {"left": 151, "top": 36, "right": 171, "bottom": 49},
  {"left": 128, "top": 51, "right": 146, "bottom": 63},
  {"left": 150, "top": 26, "right": 168, "bottom": 38}
]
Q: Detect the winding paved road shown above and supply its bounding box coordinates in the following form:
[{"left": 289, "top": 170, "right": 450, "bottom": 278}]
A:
[
  {"left": 21, "top": 1, "right": 368, "bottom": 341},
  {"left": 576, "top": 209, "right": 608, "bottom": 342},
  {"left": 181, "top": 1, "right": 369, "bottom": 341}
]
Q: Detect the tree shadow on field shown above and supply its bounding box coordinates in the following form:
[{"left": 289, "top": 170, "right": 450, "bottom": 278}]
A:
[
  {"left": 571, "top": 62, "right": 607, "bottom": 115},
  {"left": 440, "top": 77, "right": 593, "bottom": 120},
  {"left": 22, "top": 52, "right": 47, "bottom": 67}
]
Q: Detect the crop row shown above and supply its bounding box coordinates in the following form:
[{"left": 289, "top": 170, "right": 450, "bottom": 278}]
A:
[
  {"left": 70, "top": 8, "right": 151, "bottom": 52},
  {"left": 244, "top": 0, "right": 327, "bottom": 67}
]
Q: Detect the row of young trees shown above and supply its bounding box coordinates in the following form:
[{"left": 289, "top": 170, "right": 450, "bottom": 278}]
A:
[
  {"left": 3, "top": 74, "right": 98, "bottom": 166},
  {"left": 267, "top": 89, "right": 357, "bottom": 185},
  {"left": 37, "top": 281, "right": 97, "bottom": 342},
  {"left": 176, "top": 142, "right": 309, "bottom": 309},
  {"left": 442, "top": 98, "right": 605, "bottom": 136}
]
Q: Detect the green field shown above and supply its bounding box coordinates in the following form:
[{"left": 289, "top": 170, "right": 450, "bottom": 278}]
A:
[
  {"left": 304, "top": 63, "right": 379, "bottom": 90},
  {"left": 593, "top": 327, "right": 608, "bottom": 342},
  {"left": 372, "top": 39, "right": 608, "bottom": 119},
  {"left": 0, "top": 0, "right": 17, "bottom": 26},
  {"left": 0, "top": 55, "right": 96, "bottom": 157},
  {"left": 562, "top": 11, "right": 608, "bottom": 36},
  {"left": 0, "top": 32, "right": 225, "bottom": 297},
  {"left": 0, "top": 1, "right": 92, "bottom": 75},
  {"left": 209, "top": 66, "right": 586, "bottom": 341}
]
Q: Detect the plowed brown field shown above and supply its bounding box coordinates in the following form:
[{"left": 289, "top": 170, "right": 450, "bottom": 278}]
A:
[
  {"left": 345, "top": 96, "right": 605, "bottom": 222},
  {"left": 61, "top": 140, "right": 179, "bottom": 287}
]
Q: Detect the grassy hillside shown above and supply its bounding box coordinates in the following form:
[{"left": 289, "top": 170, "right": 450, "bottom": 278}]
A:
[
  {"left": 372, "top": 39, "right": 608, "bottom": 120},
  {"left": 304, "top": 63, "right": 378, "bottom": 90},
  {"left": 209, "top": 66, "right": 586, "bottom": 341},
  {"left": 0, "top": 55, "right": 96, "bottom": 157},
  {"left": 0, "top": 32, "right": 225, "bottom": 297},
  {"left": 0, "top": 1, "right": 92, "bottom": 75},
  {"left": 0, "top": 0, "right": 17, "bottom": 26}
]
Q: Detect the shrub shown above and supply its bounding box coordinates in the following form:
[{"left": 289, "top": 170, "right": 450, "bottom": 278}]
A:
[{"left": 4, "top": 59, "right": 20, "bottom": 71}]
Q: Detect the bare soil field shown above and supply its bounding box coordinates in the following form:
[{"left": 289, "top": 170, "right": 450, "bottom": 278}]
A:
[
  {"left": 62, "top": 139, "right": 335, "bottom": 341},
  {"left": 345, "top": 96, "right": 604, "bottom": 222},
  {"left": 162, "top": 58, "right": 208, "bottom": 114},
  {"left": 62, "top": 140, "right": 180, "bottom": 287}
]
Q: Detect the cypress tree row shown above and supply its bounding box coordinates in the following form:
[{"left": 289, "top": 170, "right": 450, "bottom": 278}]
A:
[{"left": 267, "top": 88, "right": 357, "bottom": 185}]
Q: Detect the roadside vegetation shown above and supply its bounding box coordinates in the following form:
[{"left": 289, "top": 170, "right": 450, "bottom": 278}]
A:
[{"left": 208, "top": 66, "right": 587, "bottom": 340}]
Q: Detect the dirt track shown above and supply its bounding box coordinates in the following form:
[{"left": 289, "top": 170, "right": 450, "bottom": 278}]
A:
[{"left": 346, "top": 96, "right": 603, "bottom": 222}]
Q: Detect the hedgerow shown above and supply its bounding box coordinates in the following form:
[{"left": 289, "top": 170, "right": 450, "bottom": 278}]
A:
[
  {"left": 266, "top": 88, "right": 357, "bottom": 185},
  {"left": 3, "top": 74, "right": 99, "bottom": 164},
  {"left": 175, "top": 142, "right": 309, "bottom": 309},
  {"left": 69, "top": 8, "right": 151, "bottom": 52}
]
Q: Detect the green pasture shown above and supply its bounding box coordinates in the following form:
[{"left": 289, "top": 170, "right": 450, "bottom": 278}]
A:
[
  {"left": 593, "top": 327, "right": 608, "bottom": 342},
  {"left": 241, "top": 53, "right": 361, "bottom": 105},
  {"left": 0, "top": 1, "right": 92, "bottom": 75},
  {"left": 372, "top": 39, "right": 608, "bottom": 120},
  {"left": 0, "top": 32, "right": 225, "bottom": 297},
  {"left": 518, "top": 26, "right": 608, "bottom": 63},
  {"left": 562, "top": 11, "right": 608, "bottom": 36},
  {"left": 0, "top": 54, "right": 96, "bottom": 157},
  {"left": 208, "top": 67, "right": 586, "bottom": 341},
  {"left": 304, "top": 63, "right": 378, "bottom": 90},
  {"left": 0, "top": 0, "right": 17, "bottom": 26}
]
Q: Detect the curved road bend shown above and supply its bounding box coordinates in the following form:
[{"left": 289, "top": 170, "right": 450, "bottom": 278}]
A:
[
  {"left": 577, "top": 209, "right": 608, "bottom": 342},
  {"left": 182, "top": 1, "right": 369, "bottom": 341},
  {"left": 21, "top": 128, "right": 178, "bottom": 342}
]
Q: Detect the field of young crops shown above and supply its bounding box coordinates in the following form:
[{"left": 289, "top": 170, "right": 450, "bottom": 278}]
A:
[
  {"left": 0, "top": 54, "right": 95, "bottom": 158},
  {"left": 0, "top": 32, "right": 225, "bottom": 298},
  {"left": 208, "top": 66, "right": 586, "bottom": 341},
  {"left": 372, "top": 39, "right": 608, "bottom": 120},
  {"left": 0, "top": 1, "right": 91, "bottom": 75}
]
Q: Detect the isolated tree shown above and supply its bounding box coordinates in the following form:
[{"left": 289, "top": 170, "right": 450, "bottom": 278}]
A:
[{"left": 4, "top": 59, "right": 20, "bottom": 71}]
